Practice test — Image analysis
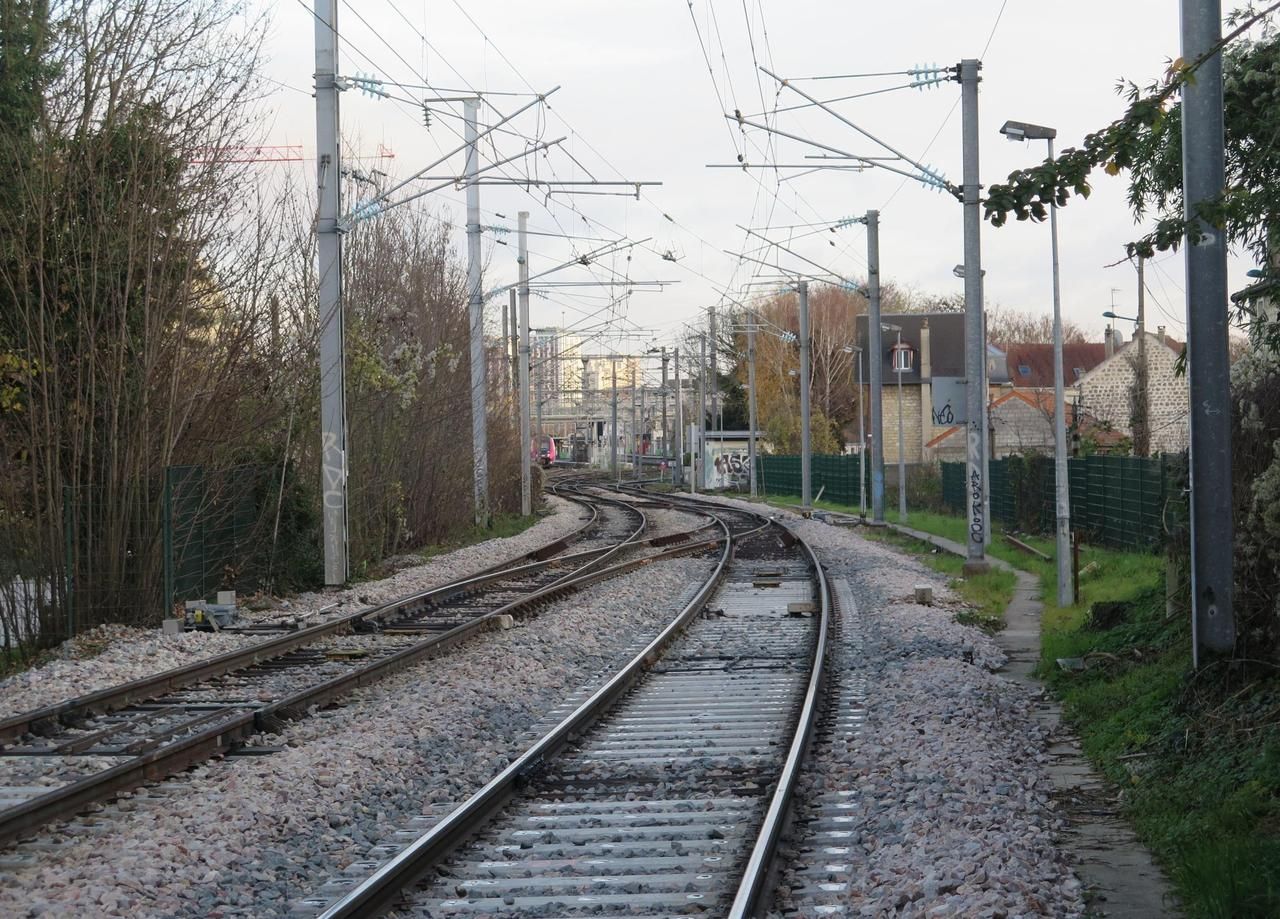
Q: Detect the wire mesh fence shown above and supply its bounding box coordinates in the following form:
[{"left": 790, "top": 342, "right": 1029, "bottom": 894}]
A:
[
  {"left": 163, "top": 463, "right": 288, "bottom": 617},
  {"left": 754, "top": 454, "right": 873, "bottom": 507},
  {"left": 942, "top": 453, "right": 1179, "bottom": 551},
  {"left": 62, "top": 479, "right": 168, "bottom": 638},
  {"left": 50, "top": 462, "right": 304, "bottom": 644}
]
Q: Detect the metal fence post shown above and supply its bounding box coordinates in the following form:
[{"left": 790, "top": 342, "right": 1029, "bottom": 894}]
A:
[
  {"left": 163, "top": 468, "right": 174, "bottom": 619},
  {"left": 62, "top": 484, "right": 74, "bottom": 640}
]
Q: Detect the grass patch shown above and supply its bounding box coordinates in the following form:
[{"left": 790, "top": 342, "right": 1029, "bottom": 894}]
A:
[
  {"left": 860, "top": 525, "right": 1015, "bottom": 631},
  {"left": 1041, "top": 590, "right": 1280, "bottom": 917}
]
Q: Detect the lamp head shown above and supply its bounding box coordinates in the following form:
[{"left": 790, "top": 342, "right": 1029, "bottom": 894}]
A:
[{"left": 999, "top": 119, "right": 1057, "bottom": 142}]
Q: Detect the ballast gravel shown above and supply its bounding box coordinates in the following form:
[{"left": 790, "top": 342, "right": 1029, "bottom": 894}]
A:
[
  {"left": 0, "top": 554, "right": 717, "bottom": 918},
  {"left": 0, "top": 496, "right": 583, "bottom": 720},
  {"left": 0, "top": 627, "right": 259, "bottom": 720},
  {"left": 699, "top": 494, "right": 1084, "bottom": 918}
]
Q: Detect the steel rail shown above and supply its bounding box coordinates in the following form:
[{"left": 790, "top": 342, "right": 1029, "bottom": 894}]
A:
[
  {"left": 0, "top": 495, "right": 604, "bottom": 745},
  {"left": 0, "top": 527, "right": 727, "bottom": 847},
  {"left": 626, "top": 485, "right": 836, "bottom": 917},
  {"left": 728, "top": 519, "right": 832, "bottom": 917},
  {"left": 314, "top": 516, "right": 735, "bottom": 919}
]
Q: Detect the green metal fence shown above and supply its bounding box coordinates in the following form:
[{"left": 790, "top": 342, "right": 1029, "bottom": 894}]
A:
[
  {"left": 941, "top": 462, "right": 965, "bottom": 512},
  {"left": 941, "top": 454, "right": 1176, "bottom": 550},
  {"left": 54, "top": 461, "right": 312, "bottom": 636},
  {"left": 163, "top": 463, "right": 279, "bottom": 615},
  {"left": 754, "top": 454, "right": 870, "bottom": 507}
]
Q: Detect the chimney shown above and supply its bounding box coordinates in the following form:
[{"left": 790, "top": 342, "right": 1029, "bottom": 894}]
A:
[
  {"left": 1105, "top": 325, "right": 1115, "bottom": 359},
  {"left": 920, "top": 318, "right": 932, "bottom": 380},
  {"left": 1157, "top": 325, "right": 1166, "bottom": 345}
]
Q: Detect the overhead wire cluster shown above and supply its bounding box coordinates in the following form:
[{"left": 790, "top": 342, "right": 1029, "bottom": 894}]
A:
[{"left": 290, "top": 0, "right": 677, "bottom": 351}]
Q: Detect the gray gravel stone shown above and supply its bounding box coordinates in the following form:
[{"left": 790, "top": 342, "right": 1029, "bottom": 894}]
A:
[
  {"left": 0, "top": 554, "right": 717, "bottom": 917},
  {"left": 0, "top": 497, "right": 583, "bottom": 720},
  {"left": 700, "top": 494, "right": 1083, "bottom": 918}
]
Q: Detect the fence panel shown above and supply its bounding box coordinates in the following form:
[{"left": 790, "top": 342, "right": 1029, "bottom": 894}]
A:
[
  {"left": 940, "top": 454, "right": 1175, "bottom": 551},
  {"left": 941, "top": 462, "right": 964, "bottom": 513},
  {"left": 755, "top": 454, "right": 864, "bottom": 506},
  {"left": 164, "top": 463, "right": 280, "bottom": 615},
  {"left": 63, "top": 479, "right": 166, "bottom": 636}
]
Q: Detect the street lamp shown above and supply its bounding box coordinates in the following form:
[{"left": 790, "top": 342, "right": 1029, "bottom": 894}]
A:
[
  {"left": 883, "top": 323, "right": 909, "bottom": 522},
  {"left": 1001, "top": 117, "right": 1073, "bottom": 606},
  {"left": 842, "top": 345, "right": 866, "bottom": 515}
]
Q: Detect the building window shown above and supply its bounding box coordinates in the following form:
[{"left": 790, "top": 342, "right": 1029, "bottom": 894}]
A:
[{"left": 890, "top": 342, "right": 914, "bottom": 373}]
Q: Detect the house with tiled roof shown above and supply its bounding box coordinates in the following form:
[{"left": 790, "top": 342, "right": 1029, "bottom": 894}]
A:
[
  {"left": 924, "top": 325, "right": 1188, "bottom": 459},
  {"left": 1075, "top": 326, "right": 1188, "bottom": 453},
  {"left": 853, "top": 312, "right": 1009, "bottom": 464}
]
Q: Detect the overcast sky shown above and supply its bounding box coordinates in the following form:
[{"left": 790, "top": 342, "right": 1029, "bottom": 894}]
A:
[{"left": 253, "top": 1, "right": 1250, "bottom": 351}]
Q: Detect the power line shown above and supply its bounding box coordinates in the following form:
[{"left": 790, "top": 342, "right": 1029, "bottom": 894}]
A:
[{"left": 883, "top": 0, "right": 1009, "bottom": 210}]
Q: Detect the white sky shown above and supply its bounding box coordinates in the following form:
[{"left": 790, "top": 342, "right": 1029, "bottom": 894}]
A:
[{"left": 251, "top": 1, "right": 1251, "bottom": 352}]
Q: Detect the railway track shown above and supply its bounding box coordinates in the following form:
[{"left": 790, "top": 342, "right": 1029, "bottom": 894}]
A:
[
  {"left": 0, "top": 485, "right": 714, "bottom": 848},
  {"left": 303, "top": 496, "right": 830, "bottom": 918}
]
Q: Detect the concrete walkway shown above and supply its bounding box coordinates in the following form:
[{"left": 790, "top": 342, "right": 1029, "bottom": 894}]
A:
[{"left": 881, "top": 522, "right": 1180, "bottom": 917}]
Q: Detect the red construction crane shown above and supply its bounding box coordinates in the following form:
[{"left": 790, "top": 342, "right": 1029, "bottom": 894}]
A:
[{"left": 189, "top": 145, "right": 305, "bottom": 164}]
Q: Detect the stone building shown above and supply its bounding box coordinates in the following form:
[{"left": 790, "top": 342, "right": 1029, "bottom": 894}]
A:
[
  {"left": 1075, "top": 326, "right": 1188, "bottom": 453},
  {"left": 923, "top": 326, "right": 1188, "bottom": 458}
]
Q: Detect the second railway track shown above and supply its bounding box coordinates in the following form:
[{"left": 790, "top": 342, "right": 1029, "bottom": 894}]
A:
[
  {"left": 304, "top": 496, "right": 830, "bottom": 918},
  {"left": 0, "top": 484, "right": 714, "bottom": 848}
]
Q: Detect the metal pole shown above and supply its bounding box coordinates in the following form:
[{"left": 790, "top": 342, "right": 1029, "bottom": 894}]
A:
[
  {"left": 709, "top": 306, "right": 719, "bottom": 436},
  {"left": 518, "top": 212, "right": 532, "bottom": 516},
  {"left": 535, "top": 364, "right": 543, "bottom": 443},
  {"left": 696, "top": 334, "right": 706, "bottom": 493},
  {"left": 959, "top": 58, "right": 989, "bottom": 573},
  {"left": 1181, "top": 0, "right": 1235, "bottom": 658},
  {"left": 464, "top": 99, "right": 489, "bottom": 527},
  {"left": 508, "top": 290, "right": 518, "bottom": 396},
  {"left": 982, "top": 309, "right": 992, "bottom": 548},
  {"left": 799, "top": 281, "right": 813, "bottom": 509},
  {"left": 674, "top": 348, "right": 684, "bottom": 487},
  {"left": 1047, "top": 138, "right": 1074, "bottom": 606},
  {"left": 314, "top": 0, "right": 348, "bottom": 585},
  {"left": 611, "top": 360, "right": 619, "bottom": 482},
  {"left": 858, "top": 350, "right": 866, "bottom": 515},
  {"left": 1136, "top": 255, "right": 1149, "bottom": 456},
  {"left": 897, "top": 330, "right": 907, "bottom": 521},
  {"left": 586, "top": 355, "right": 593, "bottom": 463},
  {"left": 867, "top": 210, "right": 886, "bottom": 523},
  {"left": 747, "top": 311, "right": 759, "bottom": 499},
  {"left": 640, "top": 385, "right": 647, "bottom": 479},
  {"left": 661, "top": 348, "right": 670, "bottom": 460},
  {"left": 631, "top": 373, "right": 638, "bottom": 480}
]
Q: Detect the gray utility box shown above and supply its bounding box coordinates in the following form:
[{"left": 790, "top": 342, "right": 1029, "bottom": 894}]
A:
[{"left": 184, "top": 591, "right": 238, "bottom": 630}]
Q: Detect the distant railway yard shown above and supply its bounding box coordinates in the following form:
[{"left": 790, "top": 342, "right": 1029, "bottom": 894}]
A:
[{"left": 0, "top": 476, "right": 1086, "bottom": 917}]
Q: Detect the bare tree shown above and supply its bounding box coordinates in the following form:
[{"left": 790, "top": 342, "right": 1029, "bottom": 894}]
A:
[
  {"left": 0, "top": 0, "right": 281, "bottom": 649},
  {"left": 987, "top": 304, "right": 1088, "bottom": 345}
]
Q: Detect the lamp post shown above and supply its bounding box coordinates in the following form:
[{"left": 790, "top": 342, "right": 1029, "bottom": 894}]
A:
[
  {"left": 1002, "top": 118, "right": 1073, "bottom": 607},
  {"left": 798, "top": 281, "right": 813, "bottom": 510},
  {"left": 843, "top": 345, "right": 866, "bottom": 515}
]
